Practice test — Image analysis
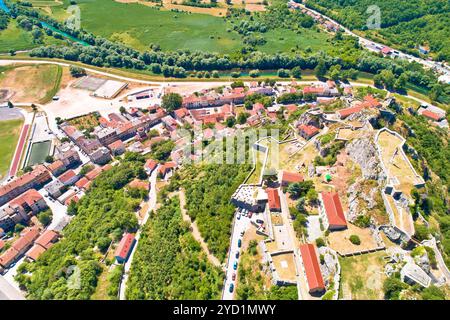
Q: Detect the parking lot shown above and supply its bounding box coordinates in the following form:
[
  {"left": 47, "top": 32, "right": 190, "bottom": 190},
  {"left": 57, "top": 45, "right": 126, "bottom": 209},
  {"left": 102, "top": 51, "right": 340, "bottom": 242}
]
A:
[{"left": 223, "top": 207, "right": 268, "bottom": 300}]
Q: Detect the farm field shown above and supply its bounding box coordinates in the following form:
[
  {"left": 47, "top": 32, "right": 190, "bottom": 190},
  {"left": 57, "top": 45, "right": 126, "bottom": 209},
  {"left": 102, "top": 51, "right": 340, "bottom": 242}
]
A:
[
  {"left": 0, "top": 64, "right": 62, "bottom": 103},
  {"left": 339, "top": 251, "right": 388, "bottom": 300},
  {"left": 0, "top": 119, "right": 24, "bottom": 179}
]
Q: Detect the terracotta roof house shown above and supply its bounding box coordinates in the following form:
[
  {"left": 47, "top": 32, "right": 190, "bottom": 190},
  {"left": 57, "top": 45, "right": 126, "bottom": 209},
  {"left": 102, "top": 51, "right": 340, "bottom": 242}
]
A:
[
  {"left": 144, "top": 159, "right": 158, "bottom": 174},
  {"left": 266, "top": 188, "right": 281, "bottom": 212},
  {"left": 362, "top": 95, "right": 381, "bottom": 108},
  {"left": 58, "top": 170, "right": 80, "bottom": 186},
  {"left": 298, "top": 124, "right": 319, "bottom": 140},
  {"left": 421, "top": 110, "right": 443, "bottom": 121},
  {"left": 85, "top": 167, "right": 102, "bottom": 181},
  {"left": 26, "top": 244, "right": 47, "bottom": 262},
  {"left": 158, "top": 162, "right": 177, "bottom": 178},
  {"left": 115, "top": 233, "right": 136, "bottom": 263},
  {"left": 336, "top": 105, "right": 364, "bottom": 119},
  {"left": 0, "top": 165, "right": 51, "bottom": 206},
  {"left": 107, "top": 140, "right": 125, "bottom": 156},
  {"left": 34, "top": 230, "right": 59, "bottom": 249},
  {"left": 12, "top": 227, "right": 40, "bottom": 255},
  {"left": 280, "top": 171, "right": 304, "bottom": 187},
  {"left": 65, "top": 194, "right": 80, "bottom": 206},
  {"left": 0, "top": 247, "right": 19, "bottom": 268},
  {"left": 128, "top": 179, "right": 150, "bottom": 191},
  {"left": 299, "top": 243, "right": 325, "bottom": 294},
  {"left": 75, "top": 177, "right": 90, "bottom": 190},
  {"left": 319, "top": 191, "right": 347, "bottom": 230},
  {"left": 46, "top": 160, "right": 66, "bottom": 177}
]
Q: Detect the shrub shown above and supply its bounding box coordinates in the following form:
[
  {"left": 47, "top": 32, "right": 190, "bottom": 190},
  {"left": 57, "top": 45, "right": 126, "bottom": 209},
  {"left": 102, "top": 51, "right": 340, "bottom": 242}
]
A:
[{"left": 349, "top": 235, "right": 361, "bottom": 245}]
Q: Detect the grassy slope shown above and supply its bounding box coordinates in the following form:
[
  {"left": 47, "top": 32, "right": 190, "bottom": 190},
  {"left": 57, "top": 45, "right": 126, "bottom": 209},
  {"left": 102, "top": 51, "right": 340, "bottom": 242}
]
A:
[{"left": 0, "top": 119, "right": 24, "bottom": 179}]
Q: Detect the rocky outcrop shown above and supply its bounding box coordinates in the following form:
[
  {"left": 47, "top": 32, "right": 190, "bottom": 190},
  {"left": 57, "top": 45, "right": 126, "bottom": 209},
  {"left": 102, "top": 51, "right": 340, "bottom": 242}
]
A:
[{"left": 345, "top": 137, "right": 383, "bottom": 180}]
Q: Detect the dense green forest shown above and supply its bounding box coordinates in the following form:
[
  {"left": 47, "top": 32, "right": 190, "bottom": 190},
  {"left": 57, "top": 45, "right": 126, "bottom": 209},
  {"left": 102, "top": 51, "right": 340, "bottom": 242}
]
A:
[
  {"left": 179, "top": 164, "right": 252, "bottom": 262},
  {"left": 305, "top": 0, "right": 450, "bottom": 60},
  {"left": 14, "top": 156, "right": 146, "bottom": 299},
  {"left": 125, "top": 197, "right": 223, "bottom": 299}
]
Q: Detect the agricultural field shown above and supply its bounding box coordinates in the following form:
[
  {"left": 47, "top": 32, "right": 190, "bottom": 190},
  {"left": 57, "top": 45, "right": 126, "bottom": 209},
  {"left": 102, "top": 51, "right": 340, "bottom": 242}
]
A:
[
  {"left": 339, "top": 251, "right": 388, "bottom": 300},
  {"left": 0, "top": 119, "right": 23, "bottom": 179},
  {"left": 0, "top": 64, "right": 62, "bottom": 103}
]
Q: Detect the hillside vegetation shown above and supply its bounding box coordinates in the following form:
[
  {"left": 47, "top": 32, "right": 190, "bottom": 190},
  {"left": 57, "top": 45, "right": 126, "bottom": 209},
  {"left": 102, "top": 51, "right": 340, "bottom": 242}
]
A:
[
  {"left": 125, "top": 197, "right": 223, "bottom": 299},
  {"left": 306, "top": 0, "right": 450, "bottom": 60},
  {"left": 15, "top": 157, "right": 146, "bottom": 299}
]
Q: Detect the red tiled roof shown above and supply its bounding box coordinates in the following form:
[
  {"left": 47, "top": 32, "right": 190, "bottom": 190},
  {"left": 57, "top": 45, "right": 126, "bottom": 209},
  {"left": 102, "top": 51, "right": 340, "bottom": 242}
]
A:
[
  {"left": 85, "top": 167, "right": 102, "bottom": 181},
  {"left": 422, "top": 110, "right": 442, "bottom": 121},
  {"left": 35, "top": 230, "right": 59, "bottom": 249},
  {"left": 9, "top": 189, "right": 44, "bottom": 208},
  {"left": 303, "top": 86, "right": 324, "bottom": 94},
  {"left": 47, "top": 160, "right": 65, "bottom": 173},
  {"left": 174, "top": 108, "right": 189, "bottom": 119},
  {"left": 12, "top": 227, "right": 40, "bottom": 253},
  {"left": 266, "top": 188, "right": 281, "bottom": 211},
  {"left": 363, "top": 95, "right": 381, "bottom": 108},
  {"left": 298, "top": 124, "right": 319, "bottom": 137},
  {"left": 128, "top": 179, "right": 149, "bottom": 191},
  {"left": 26, "top": 244, "right": 46, "bottom": 261},
  {"left": 281, "top": 171, "right": 304, "bottom": 184},
  {"left": 0, "top": 165, "right": 50, "bottom": 197},
  {"left": 299, "top": 243, "right": 325, "bottom": 292},
  {"left": 321, "top": 191, "right": 347, "bottom": 228},
  {"left": 108, "top": 140, "right": 124, "bottom": 150},
  {"left": 58, "top": 170, "right": 77, "bottom": 184},
  {"left": 144, "top": 159, "right": 158, "bottom": 171},
  {"left": 115, "top": 233, "right": 135, "bottom": 260},
  {"left": 65, "top": 194, "right": 80, "bottom": 206},
  {"left": 0, "top": 247, "right": 19, "bottom": 267},
  {"left": 75, "top": 177, "right": 89, "bottom": 189},
  {"left": 337, "top": 105, "right": 364, "bottom": 118}
]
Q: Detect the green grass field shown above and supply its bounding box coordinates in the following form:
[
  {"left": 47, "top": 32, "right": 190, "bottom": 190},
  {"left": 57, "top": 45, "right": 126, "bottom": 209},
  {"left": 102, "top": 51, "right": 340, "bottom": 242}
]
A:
[
  {"left": 27, "top": 140, "right": 51, "bottom": 166},
  {"left": 72, "top": 0, "right": 242, "bottom": 53},
  {"left": 0, "top": 19, "right": 71, "bottom": 53},
  {"left": 0, "top": 119, "right": 24, "bottom": 179},
  {"left": 259, "top": 28, "right": 332, "bottom": 54}
]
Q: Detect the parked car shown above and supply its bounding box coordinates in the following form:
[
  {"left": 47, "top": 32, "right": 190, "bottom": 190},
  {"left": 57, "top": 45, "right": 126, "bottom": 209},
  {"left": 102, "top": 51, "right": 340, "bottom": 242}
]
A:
[
  {"left": 237, "top": 239, "right": 242, "bottom": 248},
  {"left": 229, "top": 283, "right": 234, "bottom": 293},
  {"left": 232, "top": 273, "right": 236, "bottom": 281},
  {"left": 240, "top": 230, "right": 245, "bottom": 237},
  {"left": 235, "top": 251, "right": 239, "bottom": 259},
  {"left": 237, "top": 214, "right": 241, "bottom": 220},
  {"left": 233, "top": 261, "right": 238, "bottom": 270},
  {"left": 248, "top": 212, "right": 253, "bottom": 218},
  {"left": 256, "top": 219, "right": 264, "bottom": 224}
]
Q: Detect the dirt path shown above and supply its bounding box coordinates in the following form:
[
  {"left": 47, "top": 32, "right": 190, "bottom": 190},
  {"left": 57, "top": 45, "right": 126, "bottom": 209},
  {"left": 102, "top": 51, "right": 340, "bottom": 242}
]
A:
[{"left": 178, "top": 188, "right": 223, "bottom": 270}]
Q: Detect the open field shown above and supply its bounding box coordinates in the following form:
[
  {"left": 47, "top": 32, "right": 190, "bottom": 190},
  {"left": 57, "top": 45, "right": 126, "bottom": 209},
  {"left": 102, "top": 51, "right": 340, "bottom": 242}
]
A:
[
  {"left": 0, "top": 64, "right": 62, "bottom": 103},
  {"left": 339, "top": 251, "right": 387, "bottom": 300},
  {"left": 0, "top": 119, "right": 24, "bottom": 179},
  {"left": 258, "top": 28, "right": 332, "bottom": 54},
  {"left": 27, "top": 140, "right": 51, "bottom": 166},
  {"left": 328, "top": 224, "right": 381, "bottom": 255},
  {"left": 73, "top": 0, "right": 242, "bottom": 53},
  {"left": 271, "top": 252, "right": 297, "bottom": 282}
]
